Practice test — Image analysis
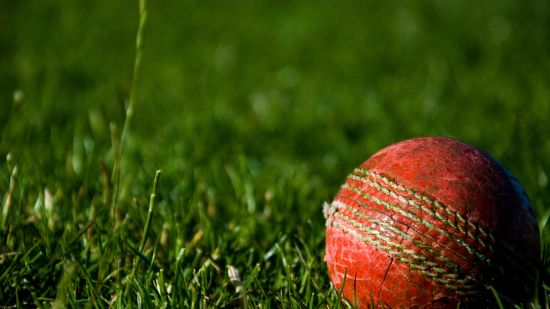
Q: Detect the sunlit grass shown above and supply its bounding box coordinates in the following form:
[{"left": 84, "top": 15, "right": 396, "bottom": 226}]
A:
[{"left": 1, "top": 0, "right": 550, "bottom": 307}]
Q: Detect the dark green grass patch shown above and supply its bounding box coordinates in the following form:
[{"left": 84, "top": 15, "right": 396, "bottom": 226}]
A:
[{"left": 1, "top": 0, "right": 550, "bottom": 307}]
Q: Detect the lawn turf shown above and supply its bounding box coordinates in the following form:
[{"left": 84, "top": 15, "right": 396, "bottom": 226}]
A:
[{"left": 1, "top": 0, "right": 550, "bottom": 307}]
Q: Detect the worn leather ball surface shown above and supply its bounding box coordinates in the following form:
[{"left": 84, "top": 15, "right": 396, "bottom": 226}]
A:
[{"left": 324, "top": 137, "right": 540, "bottom": 308}]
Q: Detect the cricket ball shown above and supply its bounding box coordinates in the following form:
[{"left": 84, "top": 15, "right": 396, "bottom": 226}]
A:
[{"left": 324, "top": 137, "right": 540, "bottom": 308}]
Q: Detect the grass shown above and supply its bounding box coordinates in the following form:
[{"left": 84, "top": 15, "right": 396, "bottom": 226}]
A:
[{"left": 1, "top": 0, "right": 550, "bottom": 307}]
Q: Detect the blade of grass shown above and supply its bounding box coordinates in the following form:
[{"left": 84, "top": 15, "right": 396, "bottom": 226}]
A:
[
  {"left": 489, "top": 286, "right": 505, "bottom": 309},
  {"left": 111, "top": 0, "right": 149, "bottom": 225},
  {"left": 124, "top": 170, "right": 161, "bottom": 298},
  {"left": 1, "top": 163, "right": 17, "bottom": 231}
]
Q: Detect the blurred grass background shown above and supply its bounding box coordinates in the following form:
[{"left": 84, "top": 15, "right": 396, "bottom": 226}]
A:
[{"left": 1, "top": 0, "right": 550, "bottom": 306}]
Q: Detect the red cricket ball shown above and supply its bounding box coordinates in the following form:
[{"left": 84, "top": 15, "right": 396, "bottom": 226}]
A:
[{"left": 324, "top": 137, "right": 540, "bottom": 308}]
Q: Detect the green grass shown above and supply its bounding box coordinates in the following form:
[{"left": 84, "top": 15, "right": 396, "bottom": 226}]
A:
[{"left": 1, "top": 0, "right": 550, "bottom": 307}]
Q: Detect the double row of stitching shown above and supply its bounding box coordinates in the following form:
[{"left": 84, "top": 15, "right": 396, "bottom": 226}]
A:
[
  {"left": 332, "top": 213, "right": 467, "bottom": 281},
  {"left": 341, "top": 183, "right": 490, "bottom": 264},
  {"left": 330, "top": 216, "right": 479, "bottom": 297},
  {"left": 333, "top": 167, "right": 535, "bottom": 294},
  {"left": 349, "top": 170, "right": 495, "bottom": 256},
  {"left": 336, "top": 192, "right": 479, "bottom": 276},
  {"left": 333, "top": 200, "right": 474, "bottom": 278},
  {"left": 353, "top": 168, "right": 537, "bottom": 283},
  {"left": 354, "top": 167, "right": 493, "bottom": 244}
]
